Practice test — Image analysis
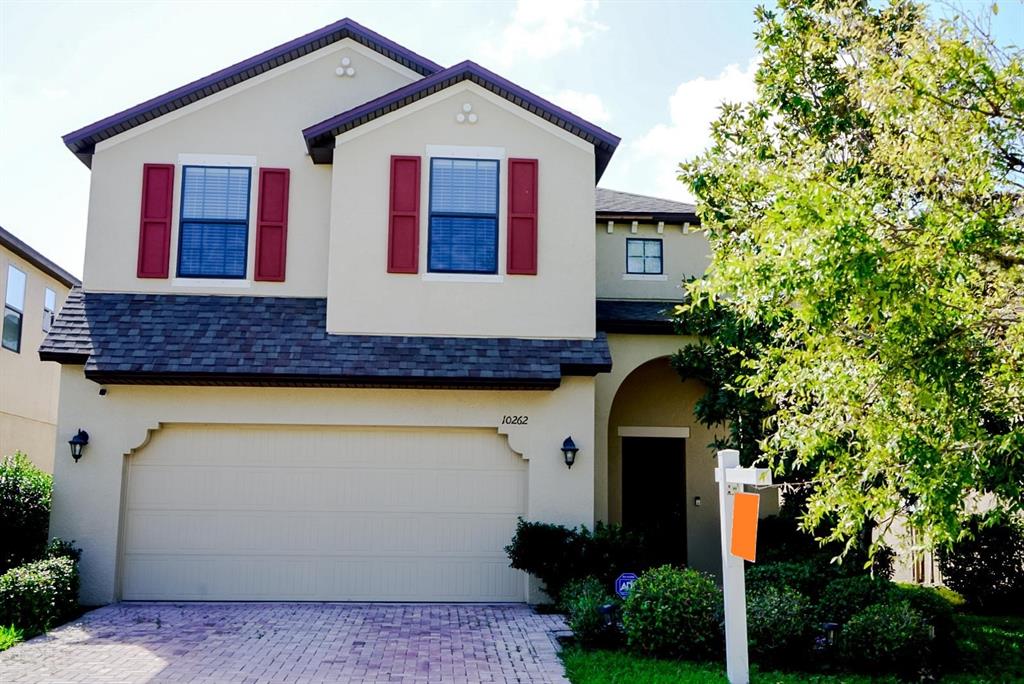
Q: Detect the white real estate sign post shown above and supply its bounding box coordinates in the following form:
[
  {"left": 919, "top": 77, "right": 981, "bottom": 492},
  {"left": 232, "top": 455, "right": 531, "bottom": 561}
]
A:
[{"left": 715, "top": 449, "right": 772, "bottom": 684}]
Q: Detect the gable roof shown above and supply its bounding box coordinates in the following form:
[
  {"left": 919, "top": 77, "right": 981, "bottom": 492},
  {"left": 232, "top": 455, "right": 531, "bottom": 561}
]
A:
[
  {"left": 62, "top": 18, "right": 443, "bottom": 168},
  {"left": 303, "top": 60, "right": 621, "bottom": 181},
  {"left": 40, "top": 290, "right": 612, "bottom": 389},
  {"left": 595, "top": 188, "right": 698, "bottom": 222},
  {"left": 0, "top": 226, "right": 81, "bottom": 288}
]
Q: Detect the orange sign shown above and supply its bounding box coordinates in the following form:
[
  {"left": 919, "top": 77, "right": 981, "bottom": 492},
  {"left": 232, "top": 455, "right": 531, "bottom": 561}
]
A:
[{"left": 731, "top": 492, "right": 760, "bottom": 562}]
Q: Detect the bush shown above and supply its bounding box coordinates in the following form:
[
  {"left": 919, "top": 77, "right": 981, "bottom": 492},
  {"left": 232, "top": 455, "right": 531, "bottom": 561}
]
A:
[
  {"left": 837, "top": 601, "right": 931, "bottom": 676},
  {"left": 506, "top": 518, "right": 655, "bottom": 603},
  {"left": 746, "top": 585, "right": 813, "bottom": 665},
  {"left": 0, "top": 453, "right": 52, "bottom": 574},
  {"left": 817, "top": 574, "right": 896, "bottom": 624},
  {"left": 937, "top": 514, "right": 1024, "bottom": 613},
  {"left": 44, "top": 538, "right": 82, "bottom": 563},
  {"left": 746, "top": 559, "right": 831, "bottom": 599},
  {"left": 892, "top": 584, "right": 958, "bottom": 652},
  {"left": 561, "top": 577, "right": 618, "bottom": 648},
  {"left": 622, "top": 565, "right": 722, "bottom": 660},
  {"left": 0, "top": 557, "right": 79, "bottom": 636}
]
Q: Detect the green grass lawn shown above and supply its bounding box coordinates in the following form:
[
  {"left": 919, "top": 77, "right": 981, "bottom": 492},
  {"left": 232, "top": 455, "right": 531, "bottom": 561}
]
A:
[
  {"left": 0, "top": 625, "right": 24, "bottom": 652},
  {"left": 561, "top": 614, "right": 1024, "bottom": 684}
]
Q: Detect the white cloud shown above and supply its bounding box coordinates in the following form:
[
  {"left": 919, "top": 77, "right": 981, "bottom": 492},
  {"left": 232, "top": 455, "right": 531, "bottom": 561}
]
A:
[
  {"left": 479, "top": 0, "right": 605, "bottom": 67},
  {"left": 618, "top": 59, "right": 759, "bottom": 202},
  {"left": 547, "top": 89, "right": 610, "bottom": 124}
]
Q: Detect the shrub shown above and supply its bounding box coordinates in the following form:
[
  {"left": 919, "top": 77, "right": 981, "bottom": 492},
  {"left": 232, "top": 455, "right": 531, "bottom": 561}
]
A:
[
  {"left": 0, "top": 557, "right": 79, "bottom": 636},
  {"left": 836, "top": 601, "right": 931, "bottom": 676},
  {"left": 506, "top": 518, "right": 655, "bottom": 603},
  {"left": 817, "top": 575, "right": 896, "bottom": 624},
  {"left": 622, "top": 565, "right": 722, "bottom": 660},
  {"left": 746, "top": 585, "right": 813, "bottom": 665},
  {"left": 44, "top": 538, "right": 82, "bottom": 563},
  {"left": 0, "top": 624, "right": 23, "bottom": 652},
  {"left": 892, "top": 584, "right": 958, "bottom": 650},
  {"left": 561, "top": 577, "right": 618, "bottom": 648},
  {"left": 0, "top": 453, "right": 53, "bottom": 574},
  {"left": 937, "top": 514, "right": 1024, "bottom": 613},
  {"left": 746, "top": 559, "right": 830, "bottom": 599}
]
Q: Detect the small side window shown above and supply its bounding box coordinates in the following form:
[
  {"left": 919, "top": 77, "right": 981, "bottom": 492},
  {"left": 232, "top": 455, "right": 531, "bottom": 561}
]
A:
[
  {"left": 43, "top": 288, "right": 56, "bottom": 333},
  {"left": 2, "top": 265, "right": 26, "bottom": 353},
  {"left": 626, "top": 238, "right": 663, "bottom": 275}
]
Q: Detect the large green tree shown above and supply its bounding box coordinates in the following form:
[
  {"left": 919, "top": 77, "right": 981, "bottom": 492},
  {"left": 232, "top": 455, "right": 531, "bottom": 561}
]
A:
[{"left": 680, "top": 0, "right": 1023, "bottom": 556}]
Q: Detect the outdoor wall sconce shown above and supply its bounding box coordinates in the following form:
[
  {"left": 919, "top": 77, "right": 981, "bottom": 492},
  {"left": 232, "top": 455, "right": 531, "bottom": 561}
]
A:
[
  {"left": 561, "top": 436, "right": 579, "bottom": 469},
  {"left": 68, "top": 429, "right": 89, "bottom": 463}
]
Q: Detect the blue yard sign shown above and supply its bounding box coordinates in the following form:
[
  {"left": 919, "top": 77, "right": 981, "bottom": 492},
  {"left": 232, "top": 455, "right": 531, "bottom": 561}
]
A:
[{"left": 615, "top": 572, "right": 638, "bottom": 599}]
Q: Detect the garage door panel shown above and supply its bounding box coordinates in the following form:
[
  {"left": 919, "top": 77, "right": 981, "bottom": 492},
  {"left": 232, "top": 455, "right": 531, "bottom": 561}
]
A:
[{"left": 121, "top": 425, "right": 527, "bottom": 601}]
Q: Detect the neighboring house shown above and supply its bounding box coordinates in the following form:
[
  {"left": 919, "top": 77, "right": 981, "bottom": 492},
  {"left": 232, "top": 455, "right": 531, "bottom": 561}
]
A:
[
  {"left": 42, "top": 18, "right": 774, "bottom": 606},
  {"left": 0, "top": 226, "right": 79, "bottom": 471}
]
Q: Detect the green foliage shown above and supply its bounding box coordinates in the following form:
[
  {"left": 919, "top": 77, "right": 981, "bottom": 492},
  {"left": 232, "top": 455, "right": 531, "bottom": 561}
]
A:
[
  {"left": 680, "top": 0, "right": 1024, "bottom": 553},
  {"left": 817, "top": 575, "right": 895, "bottom": 624},
  {"left": 561, "top": 577, "right": 618, "bottom": 648},
  {"left": 44, "top": 538, "right": 82, "bottom": 564},
  {"left": 746, "top": 586, "right": 813, "bottom": 665},
  {"left": 672, "top": 297, "right": 777, "bottom": 465},
  {"left": 0, "top": 453, "right": 53, "bottom": 574},
  {"left": 836, "top": 602, "right": 931, "bottom": 677},
  {"left": 621, "top": 565, "right": 722, "bottom": 660},
  {"left": 0, "top": 557, "right": 79, "bottom": 636},
  {"left": 746, "top": 559, "right": 832, "bottom": 599},
  {"left": 892, "top": 583, "right": 958, "bottom": 659},
  {"left": 0, "top": 624, "right": 23, "bottom": 652},
  {"left": 505, "top": 518, "right": 655, "bottom": 603},
  {"left": 937, "top": 514, "right": 1024, "bottom": 613}
]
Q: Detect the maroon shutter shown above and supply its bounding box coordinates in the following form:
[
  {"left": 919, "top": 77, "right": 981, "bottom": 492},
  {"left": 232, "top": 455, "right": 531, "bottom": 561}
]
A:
[
  {"left": 507, "top": 158, "right": 538, "bottom": 275},
  {"left": 387, "top": 155, "right": 421, "bottom": 273},
  {"left": 137, "top": 163, "right": 174, "bottom": 278},
  {"left": 255, "top": 168, "right": 290, "bottom": 281}
]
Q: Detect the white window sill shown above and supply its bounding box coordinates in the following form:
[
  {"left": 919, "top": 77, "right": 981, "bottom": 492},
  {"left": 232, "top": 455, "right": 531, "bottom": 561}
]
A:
[
  {"left": 622, "top": 273, "right": 668, "bottom": 281},
  {"left": 422, "top": 273, "right": 504, "bottom": 283},
  {"left": 172, "top": 278, "right": 253, "bottom": 288}
]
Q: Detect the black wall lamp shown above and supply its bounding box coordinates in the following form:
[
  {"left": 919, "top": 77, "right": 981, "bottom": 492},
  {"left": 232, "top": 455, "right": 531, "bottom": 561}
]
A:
[
  {"left": 561, "top": 436, "right": 579, "bottom": 469},
  {"left": 68, "top": 429, "right": 89, "bottom": 463}
]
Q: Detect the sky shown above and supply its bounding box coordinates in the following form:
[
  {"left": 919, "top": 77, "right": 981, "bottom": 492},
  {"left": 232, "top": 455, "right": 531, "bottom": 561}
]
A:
[{"left": 1, "top": 0, "right": 1021, "bottom": 278}]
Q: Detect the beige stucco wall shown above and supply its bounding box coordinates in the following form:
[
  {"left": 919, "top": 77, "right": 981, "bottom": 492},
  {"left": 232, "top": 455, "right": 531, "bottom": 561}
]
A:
[
  {"left": 595, "top": 333, "right": 777, "bottom": 578},
  {"left": 0, "top": 246, "right": 71, "bottom": 471},
  {"left": 327, "top": 82, "right": 596, "bottom": 339},
  {"left": 82, "top": 39, "right": 420, "bottom": 297},
  {"left": 595, "top": 221, "right": 709, "bottom": 300},
  {"left": 50, "top": 367, "right": 597, "bottom": 605}
]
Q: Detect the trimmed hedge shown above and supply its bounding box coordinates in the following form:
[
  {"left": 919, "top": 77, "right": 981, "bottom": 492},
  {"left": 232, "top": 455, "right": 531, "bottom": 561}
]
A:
[
  {"left": 0, "top": 453, "right": 52, "bottom": 574},
  {"left": 0, "top": 557, "right": 79, "bottom": 635},
  {"left": 746, "top": 585, "right": 813, "bottom": 665},
  {"left": 622, "top": 565, "right": 722, "bottom": 660},
  {"left": 561, "top": 576, "right": 618, "bottom": 648},
  {"left": 836, "top": 601, "right": 931, "bottom": 676}
]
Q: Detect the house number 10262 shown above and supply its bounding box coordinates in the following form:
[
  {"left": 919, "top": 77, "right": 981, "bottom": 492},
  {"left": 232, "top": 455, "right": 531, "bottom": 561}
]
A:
[{"left": 502, "top": 415, "right": 529, "bottom": 425}]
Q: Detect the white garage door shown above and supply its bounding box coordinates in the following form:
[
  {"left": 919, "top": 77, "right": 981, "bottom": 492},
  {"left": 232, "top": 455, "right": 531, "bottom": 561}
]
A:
[{"left": 121, "top": 424, "right": 527, "bottom": 601}]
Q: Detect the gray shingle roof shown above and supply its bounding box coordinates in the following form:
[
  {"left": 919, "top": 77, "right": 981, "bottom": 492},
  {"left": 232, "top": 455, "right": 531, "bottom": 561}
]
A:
[
  {"left": 596, "top": 299, "right": 680, "bottom": 334},
  {"left": 595, "top": 188, "right": 697, "bottom": 221},
  {"left": 39, "top": 290, "right": 611, "bottom": 389},
  {"left": 0, "top": 226, "right": 81, "bottom": 288}
]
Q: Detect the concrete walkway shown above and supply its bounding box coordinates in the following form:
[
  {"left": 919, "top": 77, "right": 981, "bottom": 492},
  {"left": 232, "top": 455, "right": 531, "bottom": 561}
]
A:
[{"left": 0, "top": 602, "right": 570, "bottom": 683}]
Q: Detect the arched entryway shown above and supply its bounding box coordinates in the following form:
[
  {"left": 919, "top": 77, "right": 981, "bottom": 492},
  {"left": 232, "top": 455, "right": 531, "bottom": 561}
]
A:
[{"left": 605, "top": 356, "right": 724, "bottom": 575}]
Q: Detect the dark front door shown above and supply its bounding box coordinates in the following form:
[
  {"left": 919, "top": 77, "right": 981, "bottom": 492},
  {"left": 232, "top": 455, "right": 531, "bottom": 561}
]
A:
[{"left": 622, "top": 436, "right": 687, "bottom": 565}]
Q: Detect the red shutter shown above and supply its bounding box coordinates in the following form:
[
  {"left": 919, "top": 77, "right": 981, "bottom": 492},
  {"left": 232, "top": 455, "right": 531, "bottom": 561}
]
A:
[
  {"left": 255, "top": 168, "right": 290, "bottom": 281},
  {"left": 387, "top": 155, "right": 421, "bottom": 273},
  {"left": 507, "top": 158, "right": 538, "bottom": 275},
  {"left": 137, "top": 163, "right": 174, "bottom": 278}
]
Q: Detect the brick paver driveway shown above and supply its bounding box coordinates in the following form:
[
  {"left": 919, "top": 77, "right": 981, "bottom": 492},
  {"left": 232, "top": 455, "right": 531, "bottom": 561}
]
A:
[{"left": 0, "top": 603, "right": 570, "bottom": 683}]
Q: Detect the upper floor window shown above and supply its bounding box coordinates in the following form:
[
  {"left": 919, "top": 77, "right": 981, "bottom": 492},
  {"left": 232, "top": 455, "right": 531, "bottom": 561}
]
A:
[
  {"left": 2, "top": 265, "right": 26, "bottom": 353},
  {"left": 626, "top": 238, "right": 663, "bottom": 275},
  {"left": 177, "top": 165, "right": 251, "bottom": 278},
  {"left": 43, "top": 288, "right": 56, "bottom": 333},
  {"left": 428, "top": 158, "right": 499, "bottom": 274}
]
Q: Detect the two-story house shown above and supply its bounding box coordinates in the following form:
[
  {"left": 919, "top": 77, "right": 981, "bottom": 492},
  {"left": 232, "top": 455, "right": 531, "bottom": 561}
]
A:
[
  {"left": 1, "top": 226, "right": 79, "bottom": 471},
  {"left": 43, "top": 18, "right": 772, "bottom": 605}
]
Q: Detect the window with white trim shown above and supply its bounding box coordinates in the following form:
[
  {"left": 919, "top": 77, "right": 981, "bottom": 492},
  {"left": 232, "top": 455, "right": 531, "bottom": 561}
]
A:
[
  {"left": 428, "top": 158, "right": 499, "bottom": 274},
  {"left": 3, "top": 265, "right": 26, "bottom": 353},
  {"left": 43, "top": 288, "right": 56, "bottom": 333},
  {"left": 626, "top": 238, "right": 663, "bottom": 275},
  {"left": 177, "top": 166, "right": 251, "bottom": 278}
]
